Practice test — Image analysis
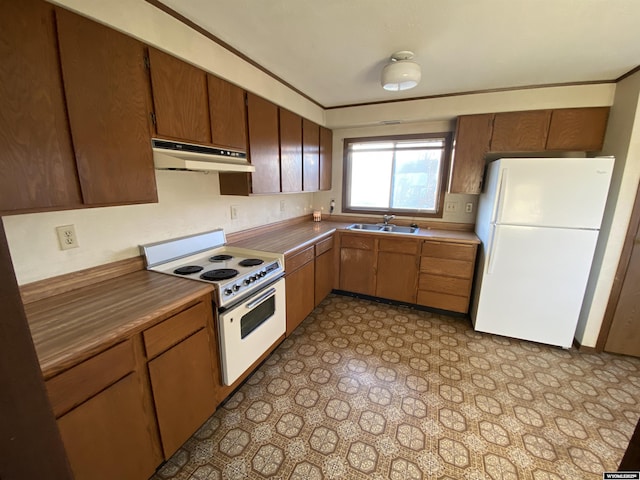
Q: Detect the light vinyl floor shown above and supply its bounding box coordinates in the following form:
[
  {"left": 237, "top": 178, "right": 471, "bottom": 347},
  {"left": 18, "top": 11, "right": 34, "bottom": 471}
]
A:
[{"left": 152, "top": 294, "right": 640, "bottom": 480}]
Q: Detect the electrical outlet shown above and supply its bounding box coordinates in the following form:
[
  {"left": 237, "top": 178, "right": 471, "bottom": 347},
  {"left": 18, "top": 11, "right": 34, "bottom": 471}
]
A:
[
  {"left": 465, "top": 202, "right": 473, "bottom": 213},
  {"left": 56, "top": 224, "right": 79, "bottom": 250},
  {"left": 230, "top": 205, "right": 238, "bottom": 220},
  {"left": 445, "top": 201, "right": 459, "bottom": 213},
  {"left": 280, "top": 200, "right": 286, "bottom": 212}
]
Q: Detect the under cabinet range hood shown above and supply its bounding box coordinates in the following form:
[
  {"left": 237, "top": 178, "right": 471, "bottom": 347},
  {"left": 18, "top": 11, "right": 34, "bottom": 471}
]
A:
[{"left": 152, "top": 139, "right": 255, "bottom": 173}]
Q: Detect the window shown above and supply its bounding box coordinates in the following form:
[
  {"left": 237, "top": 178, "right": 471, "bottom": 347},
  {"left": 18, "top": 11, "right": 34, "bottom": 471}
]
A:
[{"left": 342, "top": 133, "right": 452, "bottom": 217}]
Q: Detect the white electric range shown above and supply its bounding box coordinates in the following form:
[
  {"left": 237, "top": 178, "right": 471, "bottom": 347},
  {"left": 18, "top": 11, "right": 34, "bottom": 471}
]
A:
[{"left": 140, "top": 229, "right": 286, "bottom": 386}]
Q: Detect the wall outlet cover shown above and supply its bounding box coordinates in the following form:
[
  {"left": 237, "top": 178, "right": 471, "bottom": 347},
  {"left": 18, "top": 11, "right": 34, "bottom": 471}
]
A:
[{"left": 56, "top": 224, "right": 79, "bottom": 250}]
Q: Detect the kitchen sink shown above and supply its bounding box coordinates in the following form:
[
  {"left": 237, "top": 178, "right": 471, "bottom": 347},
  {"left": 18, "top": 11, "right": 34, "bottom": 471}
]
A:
[
  {"left": 348, "top": 223, "right": 385, "bottom": 231},
  {"left": 347, "top": 223, "right": 419, "bottom": 234},
  {"left": 380, "top": 225, "right": 419, "bottom": 234}
]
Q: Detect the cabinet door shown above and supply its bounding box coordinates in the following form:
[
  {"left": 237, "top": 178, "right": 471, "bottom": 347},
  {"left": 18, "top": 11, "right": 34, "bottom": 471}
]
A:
[
  {"left": 315, "top": 248, "right": 335, "bottom": 305},
  {"left": 0, "top": 0, "right": 81, "bottom": 212},
  {"left": 339, "top": 234, "right": 376, "bottom": 295},
  {"left": 149, "top": 48, "right": 211, "bottom": 144},
  {"left": 286, "top": 261, "right": 315, "bottom": 335},
  {"left": 376, "top": 240, "right": 418, "bottom": 303},
  {"left": 56, "top": 8, "right": 157, "bottom": 205},
  {"left": 207, "top": 74, "right": 247, "bottom": 151},
  {"left": 319, "top": 126, "right": 333, "bottom": 191},
  {"left": 148, "top": 328, "right": 218, "bottom": 458},
  {"left": 247, "top": 93, "right": 281, "bottom": 194},
  {"left": 57, "top": 373, "right": 162, "bottom": 480},
  {"left": 449, "top": 114, "right": 494, "bottom": 194},
  {"left": 303, "top": 118, "right": 320, "bottom": 192},
  {"left": 546, "top": 107, "right": 609, "bottom": 151},
  {"left": 279, "top": 108, "right": 303, "bottom": 193},
  {"left": 490, "top": 110, "right": 551, "bottom": 152}
]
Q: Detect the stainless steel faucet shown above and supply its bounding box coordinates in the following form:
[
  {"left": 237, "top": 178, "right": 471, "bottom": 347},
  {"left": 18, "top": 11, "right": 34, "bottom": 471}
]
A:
[{"left": 382, "top": 214, "right": 395, "bottom": 225}]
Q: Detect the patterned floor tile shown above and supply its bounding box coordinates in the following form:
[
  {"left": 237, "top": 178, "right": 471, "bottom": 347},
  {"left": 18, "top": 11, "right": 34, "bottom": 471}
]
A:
[{"left": 151, "top": 294, "right": 640, "bottom": 480}]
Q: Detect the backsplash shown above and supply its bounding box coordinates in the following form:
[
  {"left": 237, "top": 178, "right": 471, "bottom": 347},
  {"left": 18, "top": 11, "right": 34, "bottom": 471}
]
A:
[{"left": 2, "top": 171, "right": 313, "bottom": 285}]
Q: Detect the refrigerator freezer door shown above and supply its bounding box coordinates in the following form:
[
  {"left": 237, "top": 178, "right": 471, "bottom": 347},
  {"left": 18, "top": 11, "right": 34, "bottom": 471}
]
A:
[
  {"left": 472, "top": 224, "right": 599, "bottom": 348},
  {"left": 493, "top": 158, "right": 613, "bottom": 229}
]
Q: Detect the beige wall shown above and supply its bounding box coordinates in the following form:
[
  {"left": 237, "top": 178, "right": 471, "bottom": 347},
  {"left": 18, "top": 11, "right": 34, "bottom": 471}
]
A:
[
  {"left": 3, "top": 0, "right": 633, "bottom": 354},
  {"left": 575, "top": 71, "right": 640, "bottom": 347}
]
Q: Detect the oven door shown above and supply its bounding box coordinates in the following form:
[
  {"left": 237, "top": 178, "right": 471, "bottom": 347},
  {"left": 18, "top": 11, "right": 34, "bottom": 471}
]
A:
[{"left": 217, "top": 277, "right": 286, "bottom": 386}]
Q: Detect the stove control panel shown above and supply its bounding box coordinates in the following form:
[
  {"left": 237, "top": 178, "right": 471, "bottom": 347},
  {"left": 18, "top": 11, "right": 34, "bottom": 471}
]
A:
[{"left": 220, "top": 260, "right": 283, "bottom": 305}]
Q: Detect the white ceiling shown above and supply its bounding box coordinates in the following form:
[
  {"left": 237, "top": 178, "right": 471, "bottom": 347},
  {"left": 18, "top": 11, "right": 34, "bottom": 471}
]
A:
[{"left": 159, "top": 0, "right": 640, "bottom": 108}]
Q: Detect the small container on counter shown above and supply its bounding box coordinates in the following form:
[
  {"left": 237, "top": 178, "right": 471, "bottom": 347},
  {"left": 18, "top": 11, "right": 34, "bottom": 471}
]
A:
[{"left": 313, "top": 210, "right": 322, "bottom": 222}]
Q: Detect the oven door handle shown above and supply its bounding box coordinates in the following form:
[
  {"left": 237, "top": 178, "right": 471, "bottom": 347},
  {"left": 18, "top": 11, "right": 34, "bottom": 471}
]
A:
[{"left": 246, "top": 287, "right": 277, "bottom": 309}]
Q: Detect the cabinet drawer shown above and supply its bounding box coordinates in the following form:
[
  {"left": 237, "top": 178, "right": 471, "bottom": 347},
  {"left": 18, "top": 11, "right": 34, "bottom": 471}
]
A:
[
  {"left": 379, "top": 237, "right": 419, "bottom": 254},
  {"left": 419, "top": 274, "right": 470, "bottom": 296},
  {"left": 341, "top": 234, "right": 374, "bottom": 250},
  {"left": 47, "top": 339, "right": 135, "bottom": 418},
  {"left": 144, "top": 302, "right": 207, "bottom": 359},
  {"left": 416, "top": 290, "right": 469, "bottom": 313},
  {"left": 286, "top": 245, "right": 314, "bottom": 272},
  {"left": 420, "top": 257, "right": 474, "bottom": 278},
  {"left": 315, "top": 236, "right": 334, "bottom": 256},
  {"left": 422, "top": 241, "right": 476, "bottom": 260}
]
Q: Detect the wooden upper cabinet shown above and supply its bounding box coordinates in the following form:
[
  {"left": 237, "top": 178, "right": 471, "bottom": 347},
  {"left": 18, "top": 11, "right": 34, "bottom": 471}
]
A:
[
  {"left": 490, "top": 110, "right": 551, "bottom": 152},
  {"left": 546, "top": 107, "right": 610, "bottom": 151},
  {"left": 207, "top": 74, "right": 247, "bottom": 151},
  {"left": 56, "top": 8, "right": 157, "bottom": 206},
  {"left": 0, "top": 0, "right": 81, "bottom": 213},
  {"left": 303, "top": 119, "right": 320, "bottom": 192},
  {"left": 319, "top": 126, "right": 333, "bottom": 191},
  {"left": 449, "top": 114, "right": 494, "bottom": 194},
  {"left": 148, "top": 48, "right": 211, "bottom": 145},
  {"left": 246, "top": 93, "right": 281, "bottom": 194},
  {"left": 279, "top": 108, "right": 303, "bottom": 193}
]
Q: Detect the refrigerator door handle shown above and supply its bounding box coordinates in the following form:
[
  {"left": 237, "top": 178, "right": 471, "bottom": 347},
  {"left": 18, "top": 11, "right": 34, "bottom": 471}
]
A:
[
  {"left": 487, "top": 225, "right": 499, "bottom": 275},
  {"left": 492, "top": 169, "right": 508, "bottom": 224}
]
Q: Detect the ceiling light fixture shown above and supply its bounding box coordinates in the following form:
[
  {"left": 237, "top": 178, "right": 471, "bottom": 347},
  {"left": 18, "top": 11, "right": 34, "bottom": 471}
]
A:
[{"left": 381, "top": 50, "right": 421, "bottom": 91}]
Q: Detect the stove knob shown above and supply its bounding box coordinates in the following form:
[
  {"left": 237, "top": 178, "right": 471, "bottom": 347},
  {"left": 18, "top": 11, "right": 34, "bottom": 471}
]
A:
[
  {"left": 250, "top": 275, "right": 257, "bottom": 282},
  {"left": 232, "top": 284, "right": 241, "bottom": 292},
  {"left": 243, "top": 278, "right": 251, "bottom": 286},
  {"left": 224, "top": 288, "right": 233, "bottom": 296},
  {"left": 259, "top": 270, "right": 267, "bottom": 277}
]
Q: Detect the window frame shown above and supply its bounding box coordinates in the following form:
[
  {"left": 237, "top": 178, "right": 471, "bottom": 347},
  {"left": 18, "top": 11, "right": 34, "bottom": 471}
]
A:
[{"left": 341, "top": 132, "right": 452, "bottom": 218}]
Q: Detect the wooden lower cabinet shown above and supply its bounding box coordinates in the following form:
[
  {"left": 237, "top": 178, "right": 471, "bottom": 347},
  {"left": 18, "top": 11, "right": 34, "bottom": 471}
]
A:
[
  {"left": 338, "top": 232, "right": 477, "bottom": 314},
  {"left": 339, "top": 234, "right": 376, "bottom": 295},
  {"left": 57, "top": 374, "right": 161, "bottom": 480},
  {"left": 48, "top": 296, "right": 221, "bottom": 479},
  {"left": 52, "top": 340, "right": 162, "bottom": 480},
  {"left": 144, "top": 300, "right": 218, "bottom": 458},
  {"left": 285, "top": 246, "right": 315, "bottom": 335},
  {"left": 315, "top": 236, "right": 335, "bottom": 304},
  {"left": 375, "top": 238, "right": 419, "bottom": 303},
  {"left": 417, "top": 241, "right": 477, "bottom": 313},
  {"left": 148, "top": 328, "right": 218, "bottom": 458}
]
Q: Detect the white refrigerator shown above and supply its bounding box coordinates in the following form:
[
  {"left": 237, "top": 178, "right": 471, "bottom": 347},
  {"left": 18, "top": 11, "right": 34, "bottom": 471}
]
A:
[{"left": 470, "top": 157, "right": 614, "bottom": 348}]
